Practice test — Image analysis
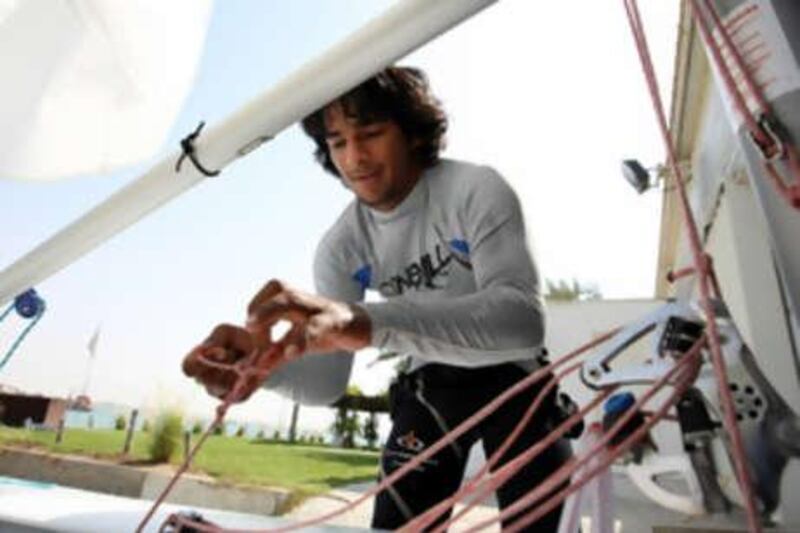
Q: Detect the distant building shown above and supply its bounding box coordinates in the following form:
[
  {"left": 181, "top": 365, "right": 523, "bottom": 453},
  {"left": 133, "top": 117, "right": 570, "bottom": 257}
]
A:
[
  {"left": 0, "top": 393, "right": 67, "bottom": 429},
  {"left": 69, "top": 394, "right": 93, "bottom": 412}
]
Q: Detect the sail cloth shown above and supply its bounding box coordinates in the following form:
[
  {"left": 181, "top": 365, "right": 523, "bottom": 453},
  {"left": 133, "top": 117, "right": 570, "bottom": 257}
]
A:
[{"left": 0, "top": 0, "right": 213, "bottom": 181}]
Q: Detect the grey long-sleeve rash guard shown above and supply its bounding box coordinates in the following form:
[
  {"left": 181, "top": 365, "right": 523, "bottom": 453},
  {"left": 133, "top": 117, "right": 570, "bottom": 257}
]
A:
[{"left": 265, "top": 159, "right": 546, "bottom": 405}]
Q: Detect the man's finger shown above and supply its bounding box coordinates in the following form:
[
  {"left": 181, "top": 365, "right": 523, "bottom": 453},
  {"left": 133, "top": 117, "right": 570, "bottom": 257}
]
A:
[
  {"left": 183, "top": 345, "right": 240, "bottom": 380},
  {"left": 279, "top": 321, "right": 307, "bottom": 358},
  {"left": 182, "top": 346, "right": 208, "bottom": 377},
  {"left": 205, "top": 381, "right": 232, "bottom": 400},
  {"left": 183, "top": 346, "right": 230, "bottom": 376},
  {"left": 204, "top": 324, "right": 254, "bottom": 354},
  {"left": 232, "top": 346, "right": 296, "bottom": 403},
  {"left": 246, "top": 279, "right": 287, "bottom": 316},
  {"left": 247, "top": 301, "right": 309, "bottom": 347},
  {"left": 194, "top": 363, "right": 238, "bottom": 395},
  {"left": 248, "top": 301, "right": 309, "bottom": 325}
]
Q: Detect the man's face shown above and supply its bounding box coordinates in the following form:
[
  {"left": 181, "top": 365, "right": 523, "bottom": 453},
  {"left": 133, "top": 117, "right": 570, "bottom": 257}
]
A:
[{"left": 324, "top": 104, "right": 421, "bottom": 212}]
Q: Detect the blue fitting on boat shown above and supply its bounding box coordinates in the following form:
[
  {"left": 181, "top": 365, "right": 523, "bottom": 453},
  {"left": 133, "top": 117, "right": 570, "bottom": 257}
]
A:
[
  {"left": 14, "top": 289, "right": 43, "bottom": 319},
  {"left": 604, "top": 391, "right": 636, "bottom": 415}
]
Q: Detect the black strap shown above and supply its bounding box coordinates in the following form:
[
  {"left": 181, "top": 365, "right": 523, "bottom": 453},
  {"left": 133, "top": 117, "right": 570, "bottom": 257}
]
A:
[{"left": 175, "top": 121, "right": 221, "bottom": 177}]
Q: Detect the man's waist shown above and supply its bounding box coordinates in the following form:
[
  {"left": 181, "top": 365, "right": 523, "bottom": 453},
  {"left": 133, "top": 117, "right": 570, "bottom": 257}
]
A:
[
  {"left": 400, "top": 357, "right": 546, "bottom": 389},
  {"left": 404, "top": 349, "right": 545, "bottom": 377}
]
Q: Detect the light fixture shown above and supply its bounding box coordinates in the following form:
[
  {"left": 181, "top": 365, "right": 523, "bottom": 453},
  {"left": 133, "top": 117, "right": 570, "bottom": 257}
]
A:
[
  {"left": 621, "top": 159, "right": 690, "bottom": 194},
  {"left": 621, "top": 159, "right": 652, "bottom": 194}
]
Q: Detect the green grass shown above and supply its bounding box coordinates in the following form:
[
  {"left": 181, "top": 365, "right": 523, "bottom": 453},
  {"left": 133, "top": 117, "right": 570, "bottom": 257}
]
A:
[
  {"left": 0, "top": 427, "right": 149, "bottom": 460},
  {"left": 0, "top": 427, "right": 378, "bottom": 496},
  {"left": 193, "top": 438, "right": 379, "bottom": 494}
]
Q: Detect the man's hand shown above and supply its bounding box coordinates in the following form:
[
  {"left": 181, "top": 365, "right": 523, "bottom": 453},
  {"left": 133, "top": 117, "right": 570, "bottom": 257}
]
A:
[
  {"left": 182, "top": 280, "right": 370, "bottom": 403},
  {"left": 182, "top": 324, "right": 293, "bottom": 402},
  {"left": 246, "top": 279, "right": 371, "bottom": 356}
]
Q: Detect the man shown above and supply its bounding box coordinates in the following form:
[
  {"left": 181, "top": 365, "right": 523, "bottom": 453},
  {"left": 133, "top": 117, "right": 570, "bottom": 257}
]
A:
[{"left": 183, "top": 66, "right": 572, "bottom": 531}]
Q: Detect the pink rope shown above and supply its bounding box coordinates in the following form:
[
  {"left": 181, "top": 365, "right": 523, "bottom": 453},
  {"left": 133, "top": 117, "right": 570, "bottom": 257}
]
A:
[
  {"left": 414, "top": 333, "right": 702, "bottom": 531},
  {"left": 699, "top": 0, "right": 770, "bottom": 114},
  {"left": 144, "top": 3, "right": 790, "bottom": 531},
  {"left": 138, "top": 343, "right": 284, "bottom": 532},
  {"left": 152, "top": 328, "right": 621, "bottom": 532},
  {"left": 466, "top": 335, "right": 704, "bottom": 533},
  {"left": 405, "top": 362, "right": 601, "bottom": 532},
  {"left": 689, "top": 0, "right": 767, "bottom": 145},
  {"left": 156, "top": 317, "right": 703, "bottom": 532},
  {"left": 263, "top": 328, "right": 619, "bottom": 533},
  {"left": 689, "top": 0, "right": 800, "bottom": 208},
  {"left": 428, "top": 383, "right": 613, "bottom": 532},
  {"left": 624, "top": 1, "right": 763, "bottom": 530},
  {"left": 138, "top": 409, "right": 226, "bottom": 532},
  {"left": 504, "top": 348, "right": 701, "bottom": 532}
]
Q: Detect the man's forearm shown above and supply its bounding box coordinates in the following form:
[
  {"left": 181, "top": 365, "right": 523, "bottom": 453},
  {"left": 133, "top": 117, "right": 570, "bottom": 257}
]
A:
[{"left": 361, "top": 284, "right": 544, "bottom": 367}]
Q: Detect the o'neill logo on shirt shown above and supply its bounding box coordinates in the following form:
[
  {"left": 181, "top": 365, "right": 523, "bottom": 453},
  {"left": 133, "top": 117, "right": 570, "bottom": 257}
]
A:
[{"left": 366, "top": 239, "right": 472, "bottom": 297}]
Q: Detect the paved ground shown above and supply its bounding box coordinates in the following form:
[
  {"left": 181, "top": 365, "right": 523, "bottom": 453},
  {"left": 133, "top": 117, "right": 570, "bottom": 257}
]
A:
[
  {"left": 287, "top": 475, "right": 763, "bottom": 532},
  {"left": 286, "top": 480, "right": 500, "bottom": 532},
  {"left": 287, "top": 447, "right": 765, "bottom": 533}
]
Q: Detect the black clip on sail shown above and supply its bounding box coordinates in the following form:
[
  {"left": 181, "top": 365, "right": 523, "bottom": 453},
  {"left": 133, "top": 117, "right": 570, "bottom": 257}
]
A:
[{"left": 176, "top": 121, "right": 221, "bottom": 177}]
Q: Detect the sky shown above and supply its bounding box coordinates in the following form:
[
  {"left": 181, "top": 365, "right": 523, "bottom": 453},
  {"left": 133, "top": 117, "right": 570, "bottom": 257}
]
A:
[{"left": 0, "top": 1, "right": 679, "bottom": 434}]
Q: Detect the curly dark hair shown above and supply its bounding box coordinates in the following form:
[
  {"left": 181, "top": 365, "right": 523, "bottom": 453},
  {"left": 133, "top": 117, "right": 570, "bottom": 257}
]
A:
[{"left": 301, "top": 66, "right": 447, "bottom": 177}]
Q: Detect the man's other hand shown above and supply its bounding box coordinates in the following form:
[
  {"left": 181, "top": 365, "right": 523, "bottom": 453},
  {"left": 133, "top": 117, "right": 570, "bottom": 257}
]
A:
[{"left": 246, "top": 279, "right": 371, "bottom": 356}]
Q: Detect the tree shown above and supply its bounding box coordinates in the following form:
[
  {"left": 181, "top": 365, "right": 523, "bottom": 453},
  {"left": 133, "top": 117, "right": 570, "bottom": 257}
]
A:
[
  {"left": 288, "top": 402, "right": 300, "bottom": 443},
  {"left": 362, "top": 412, "right": 379, "bottom": 449},
  {"left": 114, "top": 415, "right": 127, "bottom": 430},
  {"left": 331, "top": 405, "right": 359, "bottom": 448},
  {"left": 545, "top": 279, "right": 601, "bottom": 302}
]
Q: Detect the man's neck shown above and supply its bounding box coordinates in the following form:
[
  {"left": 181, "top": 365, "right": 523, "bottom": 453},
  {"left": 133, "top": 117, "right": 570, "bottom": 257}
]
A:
[{"left": 369, "top": 164, "right": 424, "bottom": 213}]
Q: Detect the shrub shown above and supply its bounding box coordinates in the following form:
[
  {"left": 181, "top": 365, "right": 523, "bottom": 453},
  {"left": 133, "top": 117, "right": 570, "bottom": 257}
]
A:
[
  {"left": 191, "top": 421, "right": 203, "bottom": 435},
  {"left": 235, "top": 425, "right": 246, "bottom": 438},
  {"left": 148, "top": 410, "right": 184, "bottom": 463},
  {"left": 141, "top": 420, "right": 151, "bottom": 433},
  {"left": 114, "top": 415, "right": 127, "bottom": 431},
  {"left": 272, "top": 430, "right": 281, "bottom": 441}
]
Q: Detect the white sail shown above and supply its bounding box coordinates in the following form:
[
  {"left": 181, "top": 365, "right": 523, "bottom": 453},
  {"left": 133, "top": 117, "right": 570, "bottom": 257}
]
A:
[{"left": 0, "top": 0, "right": 213, "bottom": 180}]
